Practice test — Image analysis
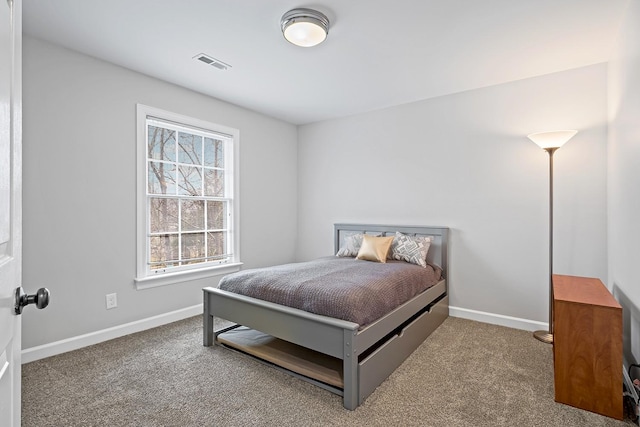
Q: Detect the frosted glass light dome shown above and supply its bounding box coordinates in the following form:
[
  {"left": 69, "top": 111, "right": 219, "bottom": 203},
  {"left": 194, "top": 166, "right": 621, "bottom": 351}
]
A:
[
  {"left": 281, "top": 8, "right": 329, "bottom": 47},
  {"left": 527, "top": 130, "right": 578, "bottom": 149}
]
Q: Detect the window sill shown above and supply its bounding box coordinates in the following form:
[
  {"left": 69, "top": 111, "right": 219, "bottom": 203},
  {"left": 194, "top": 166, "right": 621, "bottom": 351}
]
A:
[{"left": 135, "top": 262, "right": 242, "bottom": 290}]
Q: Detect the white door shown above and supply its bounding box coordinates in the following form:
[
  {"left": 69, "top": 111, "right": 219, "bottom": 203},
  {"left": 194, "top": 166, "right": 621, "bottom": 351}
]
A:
[{"left": 0, "top": 0, "right": 22, "bottom": 426}]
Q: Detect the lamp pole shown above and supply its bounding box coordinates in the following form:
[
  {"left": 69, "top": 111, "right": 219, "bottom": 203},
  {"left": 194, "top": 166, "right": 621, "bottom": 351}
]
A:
[
  {"left": 533, "top": 147, "right": 557, "bottom": 344},
  {"left": 527, "top": 129, "right": 577, "bottom": 344}
]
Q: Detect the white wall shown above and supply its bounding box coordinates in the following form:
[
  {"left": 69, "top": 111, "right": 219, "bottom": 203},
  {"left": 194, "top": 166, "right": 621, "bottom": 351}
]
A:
[
  {"left": 608, "top": 0, "right": 640, "bottom": 364},
  {"left": 22, "top": 37, "right": 298, "bottom": 349},
  {"left": 297, "top": 64, "right": 608, "bottom": 327}
]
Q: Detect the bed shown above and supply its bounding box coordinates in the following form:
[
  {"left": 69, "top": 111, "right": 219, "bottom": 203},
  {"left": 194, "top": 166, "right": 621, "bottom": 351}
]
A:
[{"left": 203, "top": 224, "right": 449, "bottom": 410}]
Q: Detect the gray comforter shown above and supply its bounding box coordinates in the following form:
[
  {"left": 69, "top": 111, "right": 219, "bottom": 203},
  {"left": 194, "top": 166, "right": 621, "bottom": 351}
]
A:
[{"left": 219, "top": 256, "right": 441, "bottom": 327}]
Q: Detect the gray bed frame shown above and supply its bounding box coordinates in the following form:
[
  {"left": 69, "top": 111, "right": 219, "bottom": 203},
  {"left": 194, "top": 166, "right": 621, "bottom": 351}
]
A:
[{"left": 203, "top": 224, "right": 449, "bottom": 410}]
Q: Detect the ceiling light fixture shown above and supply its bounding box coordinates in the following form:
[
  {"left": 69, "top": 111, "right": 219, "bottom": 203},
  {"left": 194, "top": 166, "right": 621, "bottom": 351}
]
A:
[{"left": 281, "top": 8, "right": 329, "bottom": 47}]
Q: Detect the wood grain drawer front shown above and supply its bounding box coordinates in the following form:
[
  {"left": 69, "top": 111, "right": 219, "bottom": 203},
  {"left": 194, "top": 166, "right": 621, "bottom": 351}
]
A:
[{"left": 553, "top": 275, "right": 623, "bottom": 420}]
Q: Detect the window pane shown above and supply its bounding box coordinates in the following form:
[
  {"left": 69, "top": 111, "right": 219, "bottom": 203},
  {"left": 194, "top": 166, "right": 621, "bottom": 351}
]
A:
[
  {"left": 204, "top": 137, "right": 224, "bottom": 168},
  {"left": 148, "top": 126, "right": 175, "bottom": 162},
  {"left": 178, "top": 132, "right": 202, "bottom": 165},
  {"left": 149, "top": 234, "right": 179, "bottom": 268},
  {"left": 207, "top": 200, "right": 226, "bottom": 230},
  {"left": 182, "top": 233, "right": 205, "bottom": 264},
  {"left": 148, "top": 161, "right": 176, "bottom": 195},
  {"left": 181, "top": 199, "right": 204, "bottom": 231},
  {"left": 207, "top": 231, "right": 227, "bottom": 259},
  {"left": 204, "top": 169, "right": 224, "bottom": 197},
  {"left": 141, "top": 109, "right": 236, "bottom": 278},
  {"left": 178, "top": 165, "right": 202, "bottom": 196},
  {"left": 150, "top": 198, "right": 178, "bottom": 232}
]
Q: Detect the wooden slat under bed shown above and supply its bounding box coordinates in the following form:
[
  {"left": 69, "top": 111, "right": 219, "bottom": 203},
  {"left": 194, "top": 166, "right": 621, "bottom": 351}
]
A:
[{"left": 218, "top": 327, "right": 344, "bottom": 388}]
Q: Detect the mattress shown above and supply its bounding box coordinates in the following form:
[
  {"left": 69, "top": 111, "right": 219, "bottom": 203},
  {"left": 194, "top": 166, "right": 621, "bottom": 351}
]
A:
[{"left": 218, "top": 256, "right": 441, "bottom": 327}]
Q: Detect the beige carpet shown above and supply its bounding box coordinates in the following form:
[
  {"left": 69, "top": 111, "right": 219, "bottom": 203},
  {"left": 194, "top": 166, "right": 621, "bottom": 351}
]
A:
[{"left": 22, "top": 316, "right": 635, "bottom": 426}]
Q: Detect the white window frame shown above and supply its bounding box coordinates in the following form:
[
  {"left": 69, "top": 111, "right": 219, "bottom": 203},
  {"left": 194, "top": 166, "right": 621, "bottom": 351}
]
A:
[{"left": 135, "top": 104, "right": 241, "bottom": 289}]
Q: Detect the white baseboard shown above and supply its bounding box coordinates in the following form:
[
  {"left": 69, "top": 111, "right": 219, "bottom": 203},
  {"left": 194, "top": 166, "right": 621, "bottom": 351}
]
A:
[
  {"left": 21, "top": 304, "right": 203, "bottom": 364},
  {"left": 449, "top": 306, "right": 547, "bottom": 332}
]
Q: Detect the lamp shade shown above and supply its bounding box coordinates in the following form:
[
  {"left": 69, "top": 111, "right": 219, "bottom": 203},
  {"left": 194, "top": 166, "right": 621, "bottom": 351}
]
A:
[
  {"left": 281, "top": 8, "right": 329, "bottom": 47},
  {"left": 527, "top": 130, "right": 578, "bottom": 150}
]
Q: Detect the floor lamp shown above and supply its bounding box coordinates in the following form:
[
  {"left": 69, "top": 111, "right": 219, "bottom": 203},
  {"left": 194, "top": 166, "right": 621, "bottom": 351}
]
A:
[{"left": 527, "top": 130, "right": 577, "bottom": 344}]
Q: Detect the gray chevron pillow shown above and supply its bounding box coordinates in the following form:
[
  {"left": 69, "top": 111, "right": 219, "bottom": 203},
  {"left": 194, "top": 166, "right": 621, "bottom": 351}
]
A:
[
  {"left": 336, "top": 233, "right": 364, "bottom": 257},
  {"left": 390, "top": 232, "right": 431, "bottom": 268}
]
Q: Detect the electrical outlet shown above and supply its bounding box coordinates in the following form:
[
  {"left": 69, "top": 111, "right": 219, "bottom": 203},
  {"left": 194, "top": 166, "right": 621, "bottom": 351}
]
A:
[{"left": 106, "top": 293, "right": 117, "bottom": 310}]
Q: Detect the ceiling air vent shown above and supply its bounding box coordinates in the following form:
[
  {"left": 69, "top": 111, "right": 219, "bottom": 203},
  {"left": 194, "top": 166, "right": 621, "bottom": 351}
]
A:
[{"left": 193, "top": 53, "right": 231, "bottom": 71}]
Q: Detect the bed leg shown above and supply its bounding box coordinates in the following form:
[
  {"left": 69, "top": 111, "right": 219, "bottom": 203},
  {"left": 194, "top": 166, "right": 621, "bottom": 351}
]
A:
[
  {"left": 203, "top": 291, "right": 214, "bottom": 347},
  {"left": 343, "top": 329, "right": 358, "bottom": 410}
]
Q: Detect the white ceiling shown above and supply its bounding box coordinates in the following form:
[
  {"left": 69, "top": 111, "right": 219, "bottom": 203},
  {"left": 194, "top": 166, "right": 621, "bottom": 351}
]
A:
[{"left": 23, "top": 1, "right": 630, "bottom": 125}]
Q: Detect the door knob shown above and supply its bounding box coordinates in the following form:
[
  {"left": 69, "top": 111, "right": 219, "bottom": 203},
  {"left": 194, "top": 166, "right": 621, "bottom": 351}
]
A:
[{"left": 14, "top": 287, "right": 50, "bottom": 315}]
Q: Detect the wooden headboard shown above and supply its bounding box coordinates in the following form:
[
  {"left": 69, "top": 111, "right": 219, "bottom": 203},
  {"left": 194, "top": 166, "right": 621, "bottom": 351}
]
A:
[{"left": 334, "top": 223, "right": 449, "bottom": 278}]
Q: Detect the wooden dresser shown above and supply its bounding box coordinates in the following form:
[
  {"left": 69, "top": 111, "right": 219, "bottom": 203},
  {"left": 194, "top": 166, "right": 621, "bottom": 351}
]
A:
[{"left": 553, "top": 274, "right": 622, "bottom": 419}]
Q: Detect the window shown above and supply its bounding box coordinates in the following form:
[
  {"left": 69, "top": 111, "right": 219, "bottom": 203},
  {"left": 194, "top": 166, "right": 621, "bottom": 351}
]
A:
[{"left": 136, "top": 105, "right": 240, "bottom": 288}]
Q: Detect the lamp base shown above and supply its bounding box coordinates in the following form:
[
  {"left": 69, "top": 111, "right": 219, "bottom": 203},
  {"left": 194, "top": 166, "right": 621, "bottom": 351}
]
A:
[{"left": 533, "top": 330, "right": 553, "bottom": 344}]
